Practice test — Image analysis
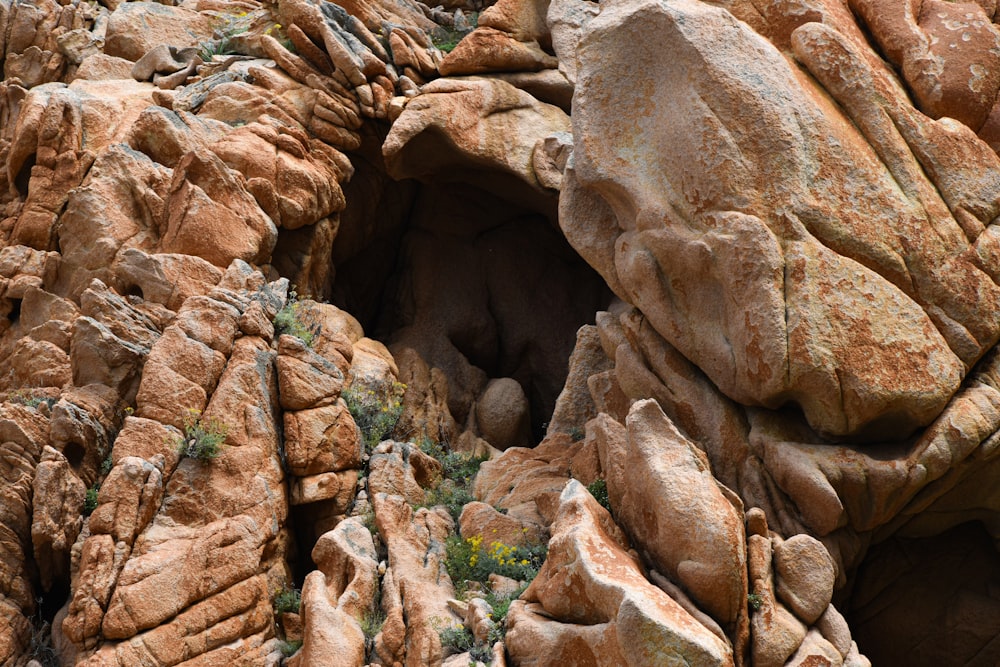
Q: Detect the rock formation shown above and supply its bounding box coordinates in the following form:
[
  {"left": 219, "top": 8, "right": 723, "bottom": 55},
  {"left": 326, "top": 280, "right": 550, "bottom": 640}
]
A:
[{"left": 0, "top": 0, "right": 998, "bottom": 664}]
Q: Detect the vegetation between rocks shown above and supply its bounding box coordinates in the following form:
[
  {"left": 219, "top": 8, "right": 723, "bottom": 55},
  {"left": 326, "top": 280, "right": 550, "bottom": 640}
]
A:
[
  {"left": 343, "top": 380, "right": 406, "bottom": 453},
  {"left": 445, "top": 534, "right": 547, "bottom": 594},
  {"left": 359, "top": 603, "right": 386, "bottom": 661},
  {"left": 586, "top": 478, "right": 610, "bottom": 512},
  {"left": 274, "top": 291, "right": 320, "bottom": 347},
  {"left": 176, "top": 409, "right": 228, "bottom": 461},
  {"left": 273, "top": 585, "right": 302, "bottom": 615},
  {"left": 437, "top": 620, "right": 476, "bottom": 654},
  {"left": 437, "top": 585, "right": 525, "bottom": 664},
  {"left": 83, "top": 486, "right": 99, "bottom": 516},
  {"left": 6, "top": 389, "right": 56, "bottom": 410},
  {"left": 278, "top": 639, "right": 302, "bottom": 657},
  {"left": 431, "top": 10, "right": 478, "bottom": 52},
  {"left": 418, "top": 437, "right": 488, "bottom": 521},
  {"left": 28, "top": 598, "right": 58, "bottom": 667}
]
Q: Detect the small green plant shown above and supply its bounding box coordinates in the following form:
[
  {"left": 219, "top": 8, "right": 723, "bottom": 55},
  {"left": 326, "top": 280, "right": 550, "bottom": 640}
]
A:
[
  {"left": 7, "top": 389, "right": 55, "bottom": 409},
  {"left": 176, "top": 410, "right": 228, "bottom": 461},
  {"left": 483, "top": 585, "right": 526, "bottom": 646},
  {"left": 432, "top": 36, "right": 463, "bottom": 52},
  {"left": 419, "top": 437, "right": 488, "bottom": 482},
  {"left": 198, "top": 10, "right": 253, "bottom": 60},
  {"left": 360, "top": 606, "right": 386, "bottom": 642},
  {"left": 586, "top": 478, "right": 610, "bottom": 512},
  {"left": 274, "top": 292, "right": 320, "bottom": 347},
  {"left": 273, "top": 585, "right": 302, "bottom": 615},
  {"left": 470, "top": 641, "right": 493, "bottom": 663},
  {"left": 100, "top": 453, "right": 114, "bottom": 476},
  {"left": 420, "top": 437, "right": 489, "bottom": 521},
  {"left": 441, "top": 451, "right": 488, "bottom": 484},
  {"left": 423, "top": 480, "right": 475, "bottom": 523},
  {"left": 278, "top": 639, "right": 302, "bottom": 657},
  {"left": 568, "top": 426, "right": 585, "bottom": 442},
  {"left": 445, "top": 535, "right": 547, "bottom": 595},
  {"left": 747, "top": 592, "right": 763, "bottom": 612},
  {"left": 358, "top": 582, "right": 385, "bottom": 662},
  {"left": 437, "top": 621, "right": 476, "bottom": 654},
  {"left": 417, "top": 438, "right": 486, "bottom": 520},
  {"left": 360, "top": 506, "right": 377, "bottom": 534},
  {"left": 343, "top": 381, "right": 406, "bottom": 453},
  {"left": 83, "top": 486, "right": 99, "bottom": 515}
]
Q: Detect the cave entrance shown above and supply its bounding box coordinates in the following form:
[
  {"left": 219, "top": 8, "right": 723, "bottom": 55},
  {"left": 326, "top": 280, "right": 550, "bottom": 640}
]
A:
[
  {"left": 272, "top": 142, "right": 612, "bottom": 444},
  {"left": 843, "top": 521, "right": 1000, "bottom": 666}
]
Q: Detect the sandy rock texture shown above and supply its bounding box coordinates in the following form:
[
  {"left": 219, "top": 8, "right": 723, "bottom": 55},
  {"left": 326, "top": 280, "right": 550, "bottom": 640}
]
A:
[{"left": 0, "top": 0, "right": 998, "bottom": 664}]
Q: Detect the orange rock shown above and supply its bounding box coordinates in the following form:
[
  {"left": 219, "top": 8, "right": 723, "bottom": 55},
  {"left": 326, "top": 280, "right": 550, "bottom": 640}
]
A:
[
  {"left": 561, "top": 0, "right": 1000, "bottom": 439},
  {"left": 368, "top": 441, "right": 441, "bottom": 505},
  {"left": 31, "top": 446, "right": 86, "bottom": 591},
  {"left": 290, "top": 518, "right": 378, "bottom": 667},
  {"left": 276, "top": 334, "right": 346, "bottom": 412},
  {"left": 372, "top": 493, "right": 458, "bottom": 665},
  {"left": 104, "top": 2, "right": 215, "bottom": 62},
  {"left": 457, "top": 501, "right": 546, "bottom": 546},
  {"left": 616, "top": 400, "right": 747, "bottom": 637},
  {"left": 511, "top": 480, "right": 734, "bottom": 666},
  {"left": 160, "top": 149, "right": 277, "bottom": 268},
  {"left": 438, "top": 27, "right": 557, "bottom": 76},
  {"left": 475, "top": 377, "right": 531, "bottom": 450}
]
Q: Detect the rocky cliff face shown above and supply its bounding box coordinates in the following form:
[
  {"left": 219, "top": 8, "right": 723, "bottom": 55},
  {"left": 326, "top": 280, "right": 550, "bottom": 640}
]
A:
[{"left": 0, "top": 0, "right": 998, "bottom": 665}]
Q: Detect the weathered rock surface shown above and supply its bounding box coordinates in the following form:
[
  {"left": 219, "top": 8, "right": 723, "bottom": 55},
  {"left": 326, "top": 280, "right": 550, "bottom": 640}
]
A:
[
  {"left": 612, "top": 400, "right": 747, "bottom": 637},
  {"left": 561, "top": 0, "right": 997, "bottom": 440},
  {"left": 0, "top": 0, "right": 998, "bottom": 663},
  {"left": 289, "top": 518, "right": 377, "bottom": 667},
  {"left": 372, "top": 494, "right": 458, "bottom": 666},
  {"left": 509, "top": 480, "right": 735, "bottom": 666},
  {"left": 384, "top": 77, "right": 569, "bottom": 208}
]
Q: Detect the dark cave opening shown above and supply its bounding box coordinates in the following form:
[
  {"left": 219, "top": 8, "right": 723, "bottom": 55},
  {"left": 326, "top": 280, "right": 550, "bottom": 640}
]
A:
[
  {"left": 61, "top": 441, "right": 86, "bottom": 469},
  {"left": 844, "top": 521, "right": 1000, "bottom": 667},
  {"left": 14, "top": 152, "right": 36, "bottom": 199},
  {"left": 37, "top": 580, "right": 68, "bottom": 625},
  {"left": 6, "top": 296, "right": 22, "bottom": 324},
  {"left": 271, "top": 138, "right": 613, "bottom": 443},
  {"left": 332, "top": 178, "right": 612, "bottom": 441}
]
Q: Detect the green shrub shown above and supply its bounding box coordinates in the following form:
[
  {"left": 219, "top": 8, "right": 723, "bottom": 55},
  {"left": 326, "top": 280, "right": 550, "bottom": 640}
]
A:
[
  {"left": 747, "top": 592, "right": 763, "bottom": 612},
  {"left": 359, "top": 606, "right": 385, "bottom": 641},
  {"left": 423, "top": 480, "right": 474, "bottom": 523},
  {"left": 470, "top": 641, "right": 493, "bottom": 663},
  {"left": 176, "top": 410, "right": 228, "bottom": 461},
  {"left": 586, "top": 478, "right": 610, "bottom": 512},
  {"left": 198, "top": 10, "right": 254, "bottom": 61},
  {"left": 437, "top": 621, "right": 475, "bottom": 654},
  {"left": 417, "top": 438, "right": 486, "bottom": 520},
  {"left": 7, "top": 389, "right": 55, "bottom": 410},
  {"left": 274, "top": 585, "right": 302, "bottom": 615},
  {"left": 441, "top": 451, "right": 487, "bottom": 484},
  {"left": 445, "top": 535, "right": 546, "bottom": 594},
  {"left": 278, "top": 639, "right": 302, "bottom": 657},
  {"left": 274, "top": 294, "right": 320, "bottom": 347},
  {"left": 343, "top": 381, "right": 406, "bottom": 453},
  {"left": 83, "top": 486, "right": 99, "bottom": 515},
  {"left": 431, "top": 12, "right": 478, "bottom": 53},
  {"left": 419, "top": 437, "right": 488, "bottom": 481}
]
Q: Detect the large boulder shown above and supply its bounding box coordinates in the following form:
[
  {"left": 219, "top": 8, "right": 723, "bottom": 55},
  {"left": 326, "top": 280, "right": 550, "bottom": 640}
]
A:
[
  {"left": 509, "top": 480, "right": 735, "bottom": 666},
  {"left": 560, "top": 0, "right": 1000, "bottom": 440}
]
